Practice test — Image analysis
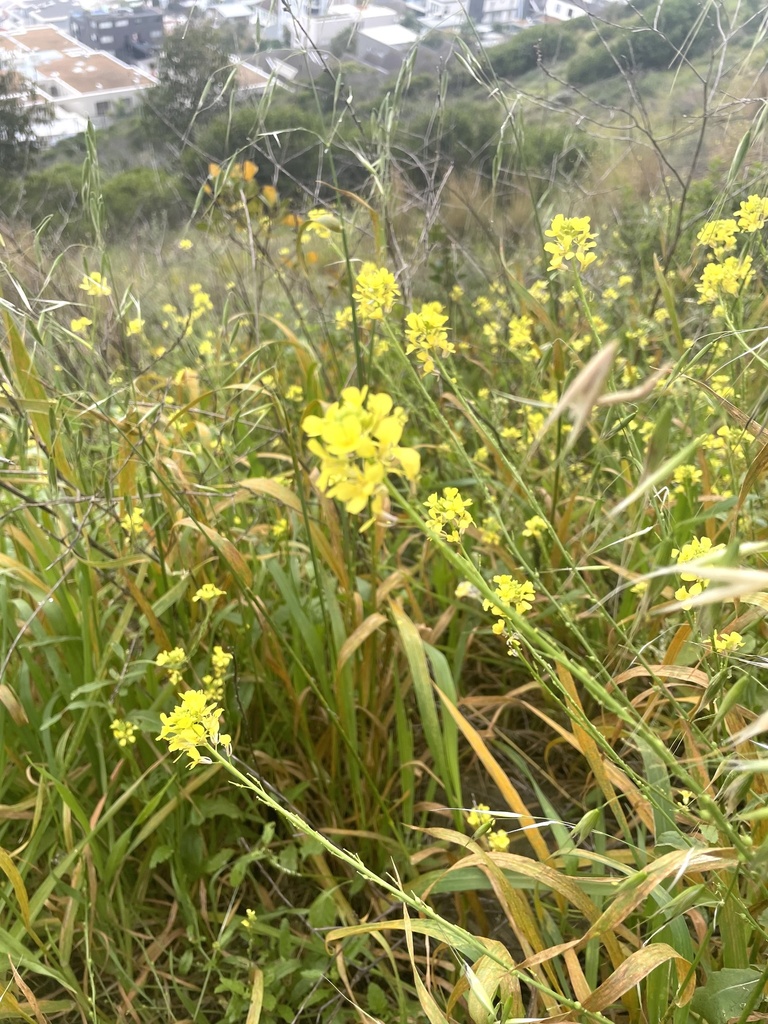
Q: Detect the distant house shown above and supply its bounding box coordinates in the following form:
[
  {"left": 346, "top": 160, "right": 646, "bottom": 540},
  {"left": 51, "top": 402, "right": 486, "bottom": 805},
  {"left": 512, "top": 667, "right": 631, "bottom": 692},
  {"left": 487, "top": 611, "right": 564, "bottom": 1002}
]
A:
[
  {"left": 538, "top": 0, "right": 624, "bottom": 20},
  {"left": 355, "top": 22, "right": 416, "bottom": 67},
  {"left": 69, "top": 6, "right": 163, "bottom": 62},
  {"left": 276, "top": 0, "right": 398, "bottom": 49},
  {"left": 0, "top": 24, "right": 158, "bottom": 130}
]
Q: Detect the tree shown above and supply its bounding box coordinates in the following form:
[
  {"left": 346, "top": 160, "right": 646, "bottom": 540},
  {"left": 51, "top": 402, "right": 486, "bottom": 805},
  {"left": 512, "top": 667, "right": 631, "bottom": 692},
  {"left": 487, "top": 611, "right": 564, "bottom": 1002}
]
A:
[
  {"left": 0, "top": 60, "right": 52, "bottom": 172},
  {"left": 142, "top": 23, "right": 236, "bottom": 148}
]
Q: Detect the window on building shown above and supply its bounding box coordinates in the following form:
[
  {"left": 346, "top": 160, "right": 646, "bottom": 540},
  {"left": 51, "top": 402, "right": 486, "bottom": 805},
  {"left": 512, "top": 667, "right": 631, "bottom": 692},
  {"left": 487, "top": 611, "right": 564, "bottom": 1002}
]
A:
[
  {"left": 149, "top": 29, "right": 162, "bottom": 37},
  {"left": 101, "top": 33, "right": 114, "bottom": 41},
  {"left": 567, "top": 6, "right": 573, "bottom": 13},
  {"left": 99, "top": 20, "right": 113, "bottom": 27},
  {"left": 96, "top": 100, "right": 109, "bottom": 115},
  {"left": 115, "top": 19, "right": 129, "bottom": 26}
]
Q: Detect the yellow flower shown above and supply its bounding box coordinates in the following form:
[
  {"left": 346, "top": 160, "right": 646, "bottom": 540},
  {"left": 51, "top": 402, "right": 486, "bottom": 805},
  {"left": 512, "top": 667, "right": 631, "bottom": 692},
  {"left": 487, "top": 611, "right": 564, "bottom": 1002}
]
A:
[
  {"left": 450, "top": 284, "right": 464, "bottom": 301},
  {"left": 271, "top": 517, "right": 289, "bottom": 537},
  {"left": 110, "top": 718, "right": 137, "bottom": 747},
  {"left": 734, "top": 194, "right": 768, "bottom": 233},
  {"left": 156, "top": 689, "right": 231, "bottom": 766},
  {"left": 70, "top": 316, "right": 93, "bottom": 333},
  {"left": 487, "top": 829, "right": 510, "bottom": 852},
  {"left": 353, "top": 263, "right": 400, "bottom": 321},
  {"left": 696, "top": 219, "right": 738, "bottom": 255},
  {"left": 712, "top": 631, "right": 744, "bottom": 653},
  {"left": 302, "top": 386, "right": 419, "bottom": 524},
  {"left": 522, "top": 515, "right": 547, "bottom": 539},
  {"left": 543, "top": 214, "right": 598, "bottom": 273},
  {"left": 285, "top": 385, "right": 304, "bottom": 402},
  {"left": 671, "top": 536, "right": 725, "bottom": 606},
  {"left": 672, "top": 464, "right": 702, "bottom": 493},
  {"left": 404, "top": 302, "right": 455, "bottom": 375},
  {"left": 79, "top": 272, "right": 111, "bottom": 297},
  {"left": 483, "top": 575, "right": 536, "bottom": 638},
  {"left": 304, "top": 207, "right": 336, "bottom": 239},
  {"left": 126, "top": 317, "right": 144, "bottom": 337},
  {"left": 335, "top": 306, "right": 354, "bottom": 331},
  {"left": 424, "top": 487, "right": 474, "bottom": 543},
  {"left": 467, "top": 803, "right": 493, "bottom": 828},
  {"left": 120, "top": 506, "right": 144, "bottom": 537},
  {"left": 156, "top": 647, "right": 186, "bottom": 669},
  {"left": 696, "top": 256, "right": 754, "bottom": 304},
  {"left": 455, "top": 580, "right": 479, "bottom": 599},
  {"left": 178, "top": 238, "right": 194, "bottom": 250},
  {"left": 193, "top": 584, "right": 226, "bottom": 603}
]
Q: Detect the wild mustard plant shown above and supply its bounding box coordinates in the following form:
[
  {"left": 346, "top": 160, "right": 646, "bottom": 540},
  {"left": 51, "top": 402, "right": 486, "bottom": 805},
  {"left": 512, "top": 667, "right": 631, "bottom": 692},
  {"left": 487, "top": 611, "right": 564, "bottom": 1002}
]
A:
[
  {"left": 79, "top": 271, "right": 111, "bottom": 296},
  {"left": 423, "top": 487, "right": 474, "bottom": 542},
  {"left": 404, "top": 302, "right": 455, "bottom": 374},
  {"left": 302, "top": 386, "right": 419, "bottom": 523},
  {"left": 543, "top": 214, "right": 598, "bottom": 272},
  {"left": 672, "top": 535, "right": 725, "bottom": 605},
  {"left": 352, "top": 263, "right": 400, "bottom": 320},
  {"left": 156, "top": 690, "right": 231, "bottom": 767}
]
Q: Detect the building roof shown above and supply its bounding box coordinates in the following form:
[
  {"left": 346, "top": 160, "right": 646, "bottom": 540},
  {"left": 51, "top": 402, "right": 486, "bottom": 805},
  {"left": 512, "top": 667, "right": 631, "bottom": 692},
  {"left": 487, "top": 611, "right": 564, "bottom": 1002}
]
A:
[
  {"left": 359, "top": 22, "right": 416, "bottom": 44},
  {"left": 0, "top": 23, "right": 85, "bottom": 53},
  {"left": 233, "top": 58, "right": 270, "bottom": 88},
  {"left": 39, "top": 51, "right": 156, "bottom": 91}
]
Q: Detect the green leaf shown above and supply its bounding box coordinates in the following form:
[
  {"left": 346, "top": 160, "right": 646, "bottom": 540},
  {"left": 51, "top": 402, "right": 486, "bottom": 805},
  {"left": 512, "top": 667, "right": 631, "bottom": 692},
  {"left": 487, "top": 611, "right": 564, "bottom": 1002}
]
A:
[{"left": 690, "top": 969, "right": 764, "bottom": 1024}]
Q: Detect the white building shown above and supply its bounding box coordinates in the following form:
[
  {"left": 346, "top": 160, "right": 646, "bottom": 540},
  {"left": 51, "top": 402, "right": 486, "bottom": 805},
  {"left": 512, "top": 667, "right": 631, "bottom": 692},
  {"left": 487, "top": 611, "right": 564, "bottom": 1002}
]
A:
[
  {"left": 0, "top": 24, "right": 157, "bottom": 130},
  {"left": 277, "top": 0, "right": 398, "bottom": 49}
]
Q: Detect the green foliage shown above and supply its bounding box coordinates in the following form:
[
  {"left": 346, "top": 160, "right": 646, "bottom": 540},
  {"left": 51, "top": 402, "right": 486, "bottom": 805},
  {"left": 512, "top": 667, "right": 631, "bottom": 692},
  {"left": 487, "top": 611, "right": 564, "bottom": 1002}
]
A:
[
  {"left": 486, "top": 22, "right": 578, "bottom": 79},
  {"left": 0, "top": 60, "right": 52, "bottom": 171},
  {"left": 566, "top": 0, "right": 719, "bottom": 84},
  {"left": 141, "top": 23, "right": 236, "bottom": 146}
]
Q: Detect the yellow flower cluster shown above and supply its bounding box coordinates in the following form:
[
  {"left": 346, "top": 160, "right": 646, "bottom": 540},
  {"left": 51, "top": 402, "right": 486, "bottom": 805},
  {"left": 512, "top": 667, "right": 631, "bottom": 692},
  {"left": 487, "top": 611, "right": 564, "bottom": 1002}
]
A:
[
  {"left": 424, "top": 487, "right": 474, "bottom": 542},
  {"left": 696, "top": 255, "right": 754, "bottom": 306},
  {"left": 161, "top": 284, "right": 215, "bottom": 336},
  {"left": 70, "top": 316, "right": 93, "bottom": 333},
  {"left": 110, "top": 718, "right": 136, "bottom": 747},
  {"left": 483, "top": 575, "right": 536, "bottom": 651},
  {"left": 672, "top": 465, "right": 702, "bottom": 493},
  {"left": 79, "top": 272, "right": 111, "bottom": 297},
  {"left": 522, "top": 515, "right": 547, "bottom": 539},
  {"left": 696, "top": 219, "right": 737, "bottom": 256},
  {"left": 202, "top": 645, "right": 233, "bottom": 702},
  {"left": 353, "top": 263, "right": 400, "bottom": 321},
  {"left": 156, "top": 689, "right": 231, "bottom": 767},
  {"left": 156, "top": 646, "right": 186, "bottom": 687},
  {"left": 507, "top": 314, "right": 539, "bottom": 361},
  {"left": 302, "top": 387, "right": 419, "bottom": 523},
  {"left": 735, "top": 194, "right": 768, "bottom": 232},
  {"left": 121, "top": 507, "right": 145, "bottom": 537},
  {"left": 466, "top": 804, "right": 510, "bottom": 852},
  {"left": 404, "top": 302, "right": 455, "bottom": 375},
  {"left": 544, "top": 215, "right": 598, "bottom": 273},
  {"left": 712, "top": 631, "right": 744, "bottom": 653},
  {"left": 672, "top": 536, "right": 724, "bottom": 606}
]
